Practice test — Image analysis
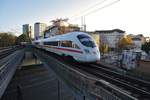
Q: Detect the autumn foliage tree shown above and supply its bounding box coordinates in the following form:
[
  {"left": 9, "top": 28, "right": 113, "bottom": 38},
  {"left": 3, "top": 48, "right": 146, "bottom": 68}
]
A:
[
  {"left": 118, "top": 36, "right": 133, "bottom": 51},
  {"left": 0, "top": 32, "right": 17, "bottom": 47},
  {"left": 16, "top": 34, "right": 31, "bottom": 44},
  {"left": 100, "top": 44, "right": 109, "bottom": 55},
  {"left": 99, "top": 34, "right": 109, "bottom": 55}
]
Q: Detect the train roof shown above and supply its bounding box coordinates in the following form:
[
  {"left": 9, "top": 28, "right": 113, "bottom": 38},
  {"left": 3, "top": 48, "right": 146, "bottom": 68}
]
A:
[{"left": 34, "top": 31, "right": 90, "bottom": 42}]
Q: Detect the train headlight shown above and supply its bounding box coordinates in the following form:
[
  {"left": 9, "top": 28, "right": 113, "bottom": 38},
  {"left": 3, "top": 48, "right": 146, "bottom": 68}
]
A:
[{"left": 84, "top": 49, "right": 90, "bottom": 54}]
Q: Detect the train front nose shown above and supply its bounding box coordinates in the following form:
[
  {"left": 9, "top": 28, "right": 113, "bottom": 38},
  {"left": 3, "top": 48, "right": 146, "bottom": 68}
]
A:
[{"left": 84, "top": 49, "right": 100, "bottom": 62}]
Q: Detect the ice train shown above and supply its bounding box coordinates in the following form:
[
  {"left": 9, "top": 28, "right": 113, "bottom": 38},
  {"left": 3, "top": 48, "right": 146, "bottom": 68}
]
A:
[{"left": 33, "top": 32, "right": 100, "bottom": 62}]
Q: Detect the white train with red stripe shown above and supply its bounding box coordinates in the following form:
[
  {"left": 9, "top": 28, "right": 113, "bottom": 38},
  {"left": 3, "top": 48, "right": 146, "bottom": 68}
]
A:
[{"left": 33, "top": 32, "right": 100, "bottom": 62}]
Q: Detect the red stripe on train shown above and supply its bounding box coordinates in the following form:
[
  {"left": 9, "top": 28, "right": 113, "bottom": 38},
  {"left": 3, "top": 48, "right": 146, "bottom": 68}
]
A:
[{"left": 43, "top": 45, "right": 83, "bottom": 54}]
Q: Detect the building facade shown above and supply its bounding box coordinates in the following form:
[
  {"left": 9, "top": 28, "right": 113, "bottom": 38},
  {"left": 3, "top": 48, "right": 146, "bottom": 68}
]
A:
[
  {"left": 44, "top": 19, "right": 80, "bottom": 38},
  {"left": 22, "top": 24, "right": 32, "bottom": 38},
  {"left": 95, "top": 29, "right": 125, "bottom": 50},
  {"left": 34, "top": 22, "right": 47, "bottom": 40},
  {"left": 128, "top": 34, "right": 146, "bottom": 49}
]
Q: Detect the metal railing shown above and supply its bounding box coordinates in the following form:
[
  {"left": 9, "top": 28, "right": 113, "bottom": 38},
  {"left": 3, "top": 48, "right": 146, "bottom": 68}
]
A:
[{"left": 0, "top": 50, "right": 24, "bottom": 98}]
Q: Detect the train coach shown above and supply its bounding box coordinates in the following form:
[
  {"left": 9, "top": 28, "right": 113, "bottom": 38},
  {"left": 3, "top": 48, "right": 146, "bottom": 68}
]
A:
[{"left": 33, "top": 32, "right": 100, "bottom": 62}]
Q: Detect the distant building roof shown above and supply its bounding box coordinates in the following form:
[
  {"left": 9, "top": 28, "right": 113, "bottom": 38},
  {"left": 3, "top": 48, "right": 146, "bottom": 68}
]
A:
[
  {"left": 95, "top": 29, "right": 125, "bottom": 33},
  {"left": 132, "top": 37, "right": 141, "bottom": 41},
  {"left": 35, "top": 22, "right": 40, "bottom": 24},
  {"left": 35, "top": 22, "right": 47, "bottom": 25},
  {"left": 137, "top": 34, "right": 143, "bottom": 37},
  {"left": 23, "top": 24, "right": 29, "bottom": 26}
]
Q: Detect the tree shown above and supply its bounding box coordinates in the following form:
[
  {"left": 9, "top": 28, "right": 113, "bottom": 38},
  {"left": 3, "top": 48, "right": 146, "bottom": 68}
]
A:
[
  {"left": 141, "top": 42, "right": 150, "bottom": 54},
  {"left": 99, "top": 34, "right": 109, "bottom": 55},
  {"left": 0, "top": 32, "right": 16, "bottom": 47},
  {"left": 118, "top": 36, "right": 133, "bottom": 50},
  {"left": 16, "top": 34, "right": 31, "bottom": 44},
  {"left": 100, "top": 44, "right": 109, "bottom": 55}
]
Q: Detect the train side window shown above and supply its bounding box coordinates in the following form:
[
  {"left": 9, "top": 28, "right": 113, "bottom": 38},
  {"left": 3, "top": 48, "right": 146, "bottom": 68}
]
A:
[
  {"left": 35, "top": 42, "right": 39, "bottom": 45},
  {"left": 58, "top": 41, "right": 61, "bottom": 46},
  {"left": 72, "top": 43, "right": 80, "bottom": 49},
  {"left": 61, "top": 41, "right": 72, "bottom": 47},
  {"left": 44, "top": 41, "right": 58, "bottom": 46}
]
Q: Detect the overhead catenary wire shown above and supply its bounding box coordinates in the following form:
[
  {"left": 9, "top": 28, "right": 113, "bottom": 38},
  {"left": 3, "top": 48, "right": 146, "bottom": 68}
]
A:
[
  {"left": 84, "top": 0, "right": 120, "bottom": 16},
  {"left": 69, "top": 0, "right": 120, "bottom": 31},
  {"left": 69, "top": 0, "right": 120, "bottom": 22},
  {"left": 70, "top": 0, "right": 108, "bottom": 19}
]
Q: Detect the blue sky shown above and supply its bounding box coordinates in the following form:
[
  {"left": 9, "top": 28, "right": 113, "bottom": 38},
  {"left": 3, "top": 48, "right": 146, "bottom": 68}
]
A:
[
  {"left": 0, "top": 0, "right": 150, "bottom": 37},
  {"left": 0, "top": 0, "right": 75, "bottom": 30}
]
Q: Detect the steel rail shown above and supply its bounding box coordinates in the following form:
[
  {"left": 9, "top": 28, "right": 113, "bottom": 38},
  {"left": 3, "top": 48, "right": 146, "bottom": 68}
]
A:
[
  {"left": 92, "top": 63, "right": 150, "bottom": 93},
  {"left": 73, "top": 63, "right": 150, "bottom": 99}
]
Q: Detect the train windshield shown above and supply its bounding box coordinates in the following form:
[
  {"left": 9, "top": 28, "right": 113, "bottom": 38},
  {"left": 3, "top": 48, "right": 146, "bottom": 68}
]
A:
[{"left": 77, "top": 34, "right": 96, "bottom": 48}]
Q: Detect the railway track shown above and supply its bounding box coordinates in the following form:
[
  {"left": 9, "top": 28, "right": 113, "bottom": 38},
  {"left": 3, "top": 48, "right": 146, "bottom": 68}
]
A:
[
  {"left": 71, "top": 63, "right": 150, "bottom": 99},
  {"left": 93, "top": 63, "right": 150, "bottom": 92},
  {"left": 0, "top": 49, "right": 14, "bottom": 59},
  {"left": 0, "top": 46, "right": 21, "bottom": 59}
]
